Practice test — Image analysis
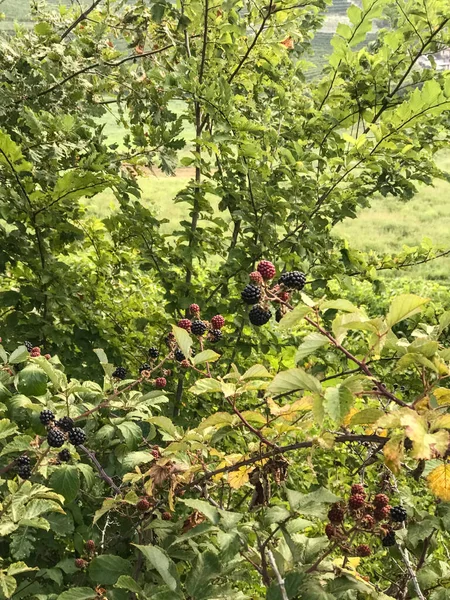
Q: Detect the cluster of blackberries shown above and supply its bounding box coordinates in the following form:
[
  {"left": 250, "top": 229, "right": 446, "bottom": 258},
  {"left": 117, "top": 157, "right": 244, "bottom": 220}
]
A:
[
  {"left": 16, "top": 455, "right": 31, "bottom": 479},
  {"left": 24, "top": 342, "right": 50, "bottom": 359},
  {"left": 240, "top": 261, "right": 307, "bottom": 327},
  {"left": 176, "top": 305, "right": 225, "bottom": 345},
  {"left": 40, "top": 409, "right": 86, "bottom": 449},
  {"left": 325, "top": 484, "right": 408, "bottom": 555}
]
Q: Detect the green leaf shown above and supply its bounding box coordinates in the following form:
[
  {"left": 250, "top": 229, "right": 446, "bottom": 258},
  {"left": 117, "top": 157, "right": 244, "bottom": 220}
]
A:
[
  {"left": 172, "top": 325, "right": 192, "bottom": 358},
  {"left": 263, "top": 505, "right": 290, "bottom": 525},
  {"left": 148, "top": 416, "right": 179, "bottom": 440},
  {"left": 189, "top": 378, "right": 223, "bottom": 395},
  {"left": 0, "top": 575, "right": 16, "bottom": 599},
  {"left": 88, "top": 555, "right": 132, "bottom": 585},
  {"left": 17, "top": 366, "right": 48, "bottom": 396},
  {"left": 122, "top": 451, "right": 155, "bottom": 470},
  {"left": 93, "top": 348, "right": 108, "bottom": 364},
  {"left": 50, "top": 466, "right": 80, "bottom": 503},
  {"left": 18, "top": 517, "right": 50, "bottom": 531},
  {"left": 197, "top": 412, "right": 235, "bottom": 431},
  {"left": 117, "top": 421, "right": 142, "bottom": 449},
  {"left": 7, "top": 562, "right": 37, "bottom": 576},
  {"left": 295, "top": 333, "right": 329, "bottom": 363},
  {"left": 349, "top": 408, "right": 384, "bottom": 426},
  {"left": 185, "top": 551, "right": 221, "bottom": 599},
  {"left": 0, "top": 419, "right": 18, "bottom": 440},
  {"left": 9, "top": 346, "right": 29, "bottom": 364},
  {"left": 192, "top": 350, "right": 221, "bottom": 366},
  {"left": 134, "top": 545, "right": 180, "bottom": 591},
  {"left": 323, "top": 386, "right": 354, "bottom": 424},
  {"left": 57, "top": 588, "right": 97, "bottom": 600},
  {"left": 1, "top": 435, "right": 34, "bottom": 456},
  {"left": 180, "top": 499, "right": 220, "bottom": 524},
  {"left": 286, "top": 487, "right": 340, "bottom": 515},
  {"left": 241, "top": 364, "right": 272, "bottom": 379},
  {"left": 386, "top": 295, "right": 429, "bottom": 328},
  {"left": 278, "top": 305, "right": 311, "bottom": 330},
  {"left": 267, "top": 368, "right": 322, "bottom": 395},
  {"left": 115, "top": 575, "right": 143, "bottom": 595}
]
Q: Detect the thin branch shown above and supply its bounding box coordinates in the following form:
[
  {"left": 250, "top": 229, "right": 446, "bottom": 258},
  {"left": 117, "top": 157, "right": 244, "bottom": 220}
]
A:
[
  {"left": 227, "top": 396, "right": 278, "bottom": 448},
  {"left": 267, "top": 549, "right": 288, "bottom": 600},
  {"left": 398, "top": 544, "right": 426, "bottom": 600},
  {"left": 79, "top": 444, "right": 121, "bottom": 494},
  {"left": 60, "top": 0, "right": 103, "bottom": 41}
]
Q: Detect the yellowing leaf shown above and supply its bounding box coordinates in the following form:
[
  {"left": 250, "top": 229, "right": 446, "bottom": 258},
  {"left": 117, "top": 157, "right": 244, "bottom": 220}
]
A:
[
  {"left": 433, "top": 388, "right": 450, "bottom": 406},
  {"left": 383, "top": 435, "right": 404, "bottom": 473},
  {"left": 386, "top": 294, "right": 429, "bottom": 328},
  {"left": 428, "top": 464, "right": 450, "bottom": 501},
  {"left": 228, "top": 467, "right": 251, "bottom": 489},
  {"left": 430, "top": 414, "right": 450, "bottom": 431},
  {"left": 349, "top": 408, "right": 384, "bottom": 426},
  {"left": 266, "top": 396, "right": 313, "bottom": 419}
]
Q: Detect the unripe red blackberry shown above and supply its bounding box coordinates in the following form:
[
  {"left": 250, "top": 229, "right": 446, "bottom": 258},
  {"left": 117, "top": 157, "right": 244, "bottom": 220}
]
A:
[
  {"left": 155, "top": 377, "right": 166, "bottom": 389},
  {"left": 211, "top": 315, "right": 225, "bottom": 329},
  {"left": 148, "top": 347, "right": 159, "bottom": 359},
  {"left": 374, "top": 506, "right": 391, "bottom": 521},
  {"left": 241, "top": 284, "right": 261, "bottom": 305},
  {"left": 278, "top": 291, "right": 290, "bottom": 302},
  {"left": 40, "top": 409, "right": 55, "bottom": 425},
  {"left": 31, "top": 347, "right": 41, "bottom": 355},
  {"left": 249, "top": 271, "right": 263, "bottom": 284},
  {"left": 356, "top": 544, "right": 371, "bottom": 557},
  {"left": 85, "top": 540, "right": 96, "bottom": 553},
  {"left": 279, "top": 271, "right": 306, "bottom": 290},
  {"left": 257, "top": 260, "right": 276, "bottom": 280},
  {"left": 30, "top": 350, "right": 40, "bottom": 358},
  {"left": 351, "top": 484, "right": 365, "bottom": 496},
  {"left": 177, "top": 319, "right": 192, "bottom": 331},
  {"left": 382, "top": 531, "right": 396, "bottom": 547},
  {"left": 68, "top": 427, "right": 86, "bottom": 446},
  {"left": 374, "top": 494, "right": 389, "bottom": 508},
  {"left": 249, "top": 305, "right": 271, "bottom": 326},
  {"left": 361, "top": 514, "right": 375, "bottom": 529},
  {"left": 47, "top": 428, "right": 65, "bottom": 448},
  {"left": 189, "top": 303, "right": 200, "bottom": 315},
  {"left": 151, "top": 448, "right": 160, "bottom": 459},
  {"left": 325, "top": 523, "right": 335, "bottom": 539},
  {"left": 349, "top": 494, "right": 365, "bottom": 510},
  {"left": 191, "top": 320, "right": 207, "bottom": 336},
  {"left": 44, "top": 354, "right": 51, "bottom": 360},
  {"left": 137, "top": 498, "right": 150, "bottom": 512},
  {"left": 390, "top": 506, "right": 407, "bottom": 523},
  {"left": 328, "top": 504, "right": 345, "bottom": 524},
  {"left": 75, "top": 558, "right": 87, "bottom": 569},
  {"left": 181, "top": 359, "right": 190, "bottom": 368},
  {"left": 161, "top": 511, "right": 172, "bottom": 521}
]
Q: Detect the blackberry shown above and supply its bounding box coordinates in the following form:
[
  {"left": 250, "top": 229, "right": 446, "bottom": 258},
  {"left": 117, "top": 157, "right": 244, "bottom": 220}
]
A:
[
  {"left": 47, "top": 428, "right": 65, "bottom": 448},
  {"left": 361, "top": 515, "right": 375, "bottom": 529},
  {"left": 249, "top": 305, "right": 271, "bottom": 326},
  {"left": 211, "top": 315, "right": 225, "bottom": 329},
  {"left": 40, "top": 409, "right": 55, "bottom": 426},
  {"left": 374, "top": 506, "right": 391, "bottom": 521},
  {"left": 85, "top": 540, "right": 96, "bottom": 553},
  {"left": 325, "top": 523, "right": 335, "bottom": 539},
  {"left": 139, "top": 363, "right": 151, "bottom": 374},
  {"left": 191, "top": 348, "right": 196, "bottom": 358},
  {"left": 356, "top": 544, "right": 371, "bottom": 557},
  {"left": 374, "top": 494, "right": 389, "bottom": 508},
  {"left": 58, "top": 449, "right": 71, "bottom": 462},
  {"left": 165, "top": 333, "right": 175, "bottom": 347},
  {"left": 161, "top": 511, "right": 172, "bottom": 521},
  {"left": 69, "top": 427, "right": 86, "bottom": 446},
  {"left": 351, "top": 484, "right": 365, "bottom": 496},
  {"left": 155, "top": 377, "right": 166, "bottom": 389},
  {"left": 279, "top": 271, "right": 306, "bottom": 290},
  {"left": 209, "top": 329, "right": 222, "bottom": 343},
  {"left": 404, "top": 437, "right": 413, "bottom": 451},
  {"left": 189, "top": 303, "right": 200, "bottom": 315},
  {"left": 137, "top": 498, "right": 150, "bottom": 512},
  {"left": 275, "top": 309, "right": 283, "bottom": 323},
  {"left": 181, "top": 359, "right": 190, "bottom": 368},
  {"left": 55, "top": 416, "right": 74, "bottom": 432},
  {"left": 24, "top": 341, "right": 33, "bottom": 352},
  {"left": 241, "top": 284, "right": 261, "bottom": 305},
  {"left": 390, "top": 506, "right": 407, "bottom": 523},
  {"left": 177, "top": 319, "right": 192, "bottom": 331},
  {"left": 328, "top": 504, "right": 345, "bottom": 524},
  {"left": 349, "top": 494, "right": 366, "bottom": 510},
  {"left": 191, "top": 320, "right": 207, "bottom": 336},
  {"left": 112, "top": 366, "right": 127, "bottom": 380},
  {"left": 18, "top": 465, "right": 31, "bottom": 479},
  {"left": 148, "top": 347, "right": 159, "bottom": 359},
  {"left": 249, "top": 271, "right": 263, "bottom": 284},
  {"left": 75, "top": 558, "right": 87, "bottom": 569},
  {"left": 382, "top": 531, "right": 396, "bottom": 547},
  {"left": 16, "top": 455, "right": 31, "bottom": 467},
  {"left": 174, "top": 349, "right": 185, "bottom": 362},
  {"left": 257, "top": 260, "right": 276, "bottom": 280}
]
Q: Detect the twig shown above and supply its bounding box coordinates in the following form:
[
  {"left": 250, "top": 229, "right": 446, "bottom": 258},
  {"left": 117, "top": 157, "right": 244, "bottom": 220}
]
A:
[
  {"left": 267, "top": 549, "right": 288, "bottom": 600},
  {"left": 79, "top": 445, "right": 121, "bottom": 494},
  {"left": 227, "top": 396, "right": 277, "bottom": 448},
  {"left": 398, "top": 544, "right": 426, "bottom": 600},
  {"left": 60, "top": 0, "right": 103, "bottom": 40}
]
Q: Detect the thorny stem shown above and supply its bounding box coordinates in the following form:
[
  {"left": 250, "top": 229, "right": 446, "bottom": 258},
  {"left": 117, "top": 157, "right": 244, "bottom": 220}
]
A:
[
  {"left": 79, "top": 445, "right": 121, "bottom": 495},
  {"left": 267, "top": 549, "right": 289, "bottom": 600},
  {"left": 398, "top": 543, "right": 426, "bottom": 600}
]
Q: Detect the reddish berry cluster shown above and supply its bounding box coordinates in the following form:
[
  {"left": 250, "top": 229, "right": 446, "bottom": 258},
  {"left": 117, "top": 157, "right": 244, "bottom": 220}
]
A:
[
  {"left": 323, "top": 484, "right": 406, "bottom": 557},
  {"left": 240, "top": 260, "right": 307, "bottom": 327}
]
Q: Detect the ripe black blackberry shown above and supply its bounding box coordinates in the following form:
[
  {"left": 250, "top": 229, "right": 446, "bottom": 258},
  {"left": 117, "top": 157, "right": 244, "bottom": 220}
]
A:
[
  {"left": 18, "top": 464, "right": 31, "bottom": 479},
  {"left": 390, "top": 506, "right": 407, "bottom": 522},
  {"left": 24, "top": 341, "right": 33, "bottom": 352},
  {"left": 58, "top": 449, "right": 71, "bottom": 462},
  {"left": 16, "top": 455, "right": 31, "bottom": 467},
  {"left": 112, "top": 366, "right": 127, "bottom": 380},
  {"left": 209, "top": 329, "right": 222, "bottom": 343},
  {"left": 148, "top": 347, "right": 159, "bottom": 359},
  {"left": 241, "top": 284, "right": 261, "bottom": 305},
  {"left": 40, "top": 409, "right": 55, "bottom": 426},
  {"left": 55, "top": 416, "right": 74, "bottom": 432},
  {"left": 275, "top": 309, "right": 282, "bottom": 323},
  {"left": 191, "top": 320, "right": 207, "bottom": 336},
  {"left": 382, "top": 531, "right": 396, "bottom": 547},
  {"left": 404, "top": 437, "right": 413, "bottom": 451},
  {"left": 174, "top": 349, "right": 185, "bottom": 362},
  {"left": 249, "top": 305, "right": 271, "bottom": 326},
  {"left": 69, "top": 427, "right": 86, "bottom": 446},
  {"left": 279, "top": 271, "right": 306, "bottom": 290},
  {"left": 47, "top": 428, "right": 65, "bottom": 448},
  {"left": 139, "top": 363, "right": 151, "bottom": 373}
]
